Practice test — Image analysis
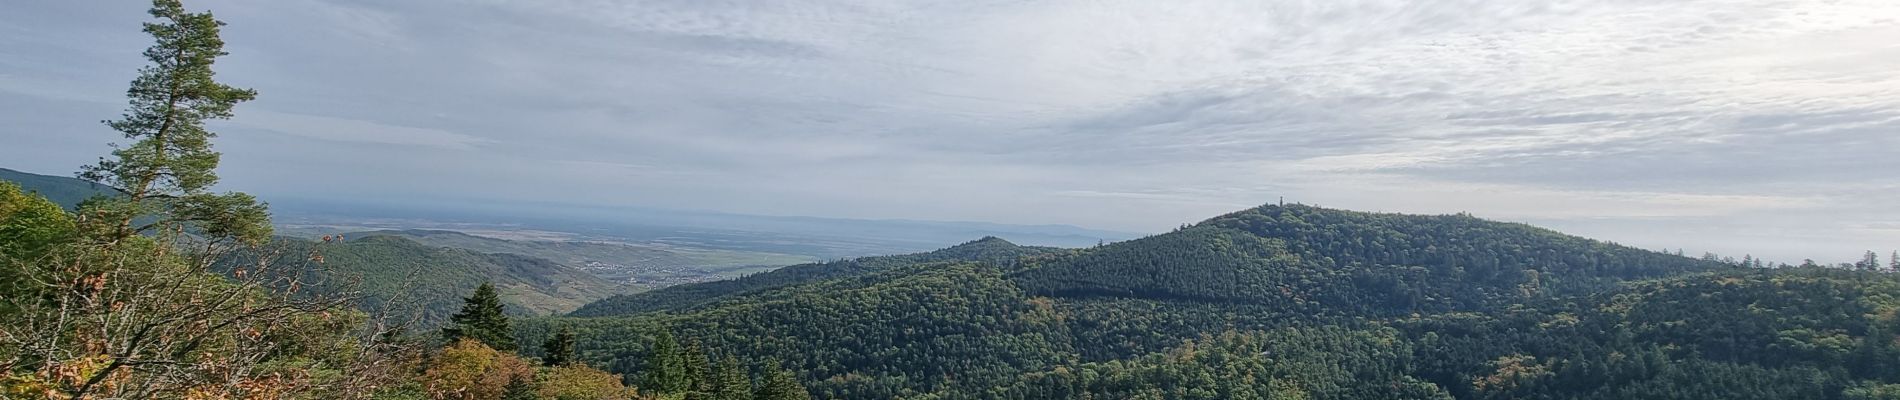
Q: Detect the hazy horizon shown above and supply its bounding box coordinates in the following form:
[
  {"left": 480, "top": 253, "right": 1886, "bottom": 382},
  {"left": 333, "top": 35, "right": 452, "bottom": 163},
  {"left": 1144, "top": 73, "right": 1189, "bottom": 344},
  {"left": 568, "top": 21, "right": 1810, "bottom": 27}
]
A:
[{"left": 4, "top": 1, "right": 1897, "bottom": 263}]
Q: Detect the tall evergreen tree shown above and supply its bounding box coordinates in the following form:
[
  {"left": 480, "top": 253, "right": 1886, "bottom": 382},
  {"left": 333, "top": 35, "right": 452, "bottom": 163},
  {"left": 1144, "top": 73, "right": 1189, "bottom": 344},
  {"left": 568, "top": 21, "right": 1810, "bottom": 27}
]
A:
[
  {"left": 684, "top": 339, "right": 713, "bottom": 394},
  {"left": 710, "top": 354, "right": 752, "bottom": 400},
  {"left": 1861, "top": 251, "right": 1881, "bottom": 271},
  {"left": 752, "top": 362, "right": 810, "bottom": 400},
  {"left": 542, "top": 328, "right": 578, "bottom": 367},
  {"left": 641, "top": 330, "right": 690, "bottom": 395},
  {"left": 1891, "top": 250, "right": 1898, "bottom": 272},
  {"left": 77, "top": 0, "right": 267, "bottom": 245},
  {"left": 441, "top": 282, "right": 515, "bottom": 351}
]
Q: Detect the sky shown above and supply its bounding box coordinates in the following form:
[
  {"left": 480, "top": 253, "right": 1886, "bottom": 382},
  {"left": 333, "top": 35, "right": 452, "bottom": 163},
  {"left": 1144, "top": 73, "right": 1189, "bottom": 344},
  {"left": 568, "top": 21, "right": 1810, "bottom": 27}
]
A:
[{"left": 2, "top": 0, "right": 1897, "bottom": 262}]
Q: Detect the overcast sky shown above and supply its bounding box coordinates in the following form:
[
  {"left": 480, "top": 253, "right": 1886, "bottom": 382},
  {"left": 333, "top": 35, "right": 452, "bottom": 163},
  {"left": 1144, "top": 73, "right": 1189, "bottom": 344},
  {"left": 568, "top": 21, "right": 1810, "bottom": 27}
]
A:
[{"left": 3, "top": 0, "right": 1897, "bottom": 262}]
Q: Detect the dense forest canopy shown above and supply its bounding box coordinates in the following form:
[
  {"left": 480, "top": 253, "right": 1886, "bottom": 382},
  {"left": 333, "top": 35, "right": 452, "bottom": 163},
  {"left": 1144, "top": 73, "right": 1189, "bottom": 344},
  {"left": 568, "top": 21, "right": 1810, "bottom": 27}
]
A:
[{"left": 522, "top": 204, "right": 1900, "bottom": 399}]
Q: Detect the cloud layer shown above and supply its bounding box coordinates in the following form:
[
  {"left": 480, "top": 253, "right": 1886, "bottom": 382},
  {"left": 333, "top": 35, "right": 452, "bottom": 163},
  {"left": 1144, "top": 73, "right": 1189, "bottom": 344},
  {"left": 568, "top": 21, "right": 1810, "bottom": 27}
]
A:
[{"left": 2, "top": 0, "right": 1897, "bottom": 261}]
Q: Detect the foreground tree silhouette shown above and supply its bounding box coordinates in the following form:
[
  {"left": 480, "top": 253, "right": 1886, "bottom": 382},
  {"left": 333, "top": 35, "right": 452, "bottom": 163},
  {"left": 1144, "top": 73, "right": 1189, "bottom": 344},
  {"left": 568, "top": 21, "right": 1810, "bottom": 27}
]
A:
[
  {"left": 442, "top": 282, "right": 516, "bottom": 351},
  {"left": 77, "top": 0, "right": 265, "bottom": 245}
]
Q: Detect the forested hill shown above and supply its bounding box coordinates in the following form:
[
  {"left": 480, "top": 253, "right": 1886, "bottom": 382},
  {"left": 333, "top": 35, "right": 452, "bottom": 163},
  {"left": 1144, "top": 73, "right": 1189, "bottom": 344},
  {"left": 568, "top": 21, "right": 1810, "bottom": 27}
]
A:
[
  {"left": 567, "top": 236, "right": 1062, "bottom": 317},
  {"left": 1012, "top": 204, "right": 1724, "bottom": 315},
  {"left": 516, "top": 204, "right": 1896, "bottom": 399},
  {"left": 268, "top": 233, "right": 625, "bottom": 325},
  {"left": 0, "top": 167, "right": 118, "bottom": 210}
]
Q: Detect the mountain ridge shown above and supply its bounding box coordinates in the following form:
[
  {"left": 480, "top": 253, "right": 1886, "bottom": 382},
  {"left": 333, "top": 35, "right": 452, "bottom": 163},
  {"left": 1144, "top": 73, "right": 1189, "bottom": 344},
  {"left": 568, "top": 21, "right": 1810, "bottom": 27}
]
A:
[{"left": 527, "top": 203, "right": 1807, "bottom": 399}]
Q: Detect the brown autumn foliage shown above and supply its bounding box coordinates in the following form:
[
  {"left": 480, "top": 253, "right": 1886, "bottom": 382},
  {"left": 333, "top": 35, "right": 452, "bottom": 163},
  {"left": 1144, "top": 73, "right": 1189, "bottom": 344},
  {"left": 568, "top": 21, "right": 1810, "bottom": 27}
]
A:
[
  {"left": 421, "top": 339, "right": 535, "bottom": 400},
  {"left": 537, "top": 364, "right": 637, "bottom": 400}
]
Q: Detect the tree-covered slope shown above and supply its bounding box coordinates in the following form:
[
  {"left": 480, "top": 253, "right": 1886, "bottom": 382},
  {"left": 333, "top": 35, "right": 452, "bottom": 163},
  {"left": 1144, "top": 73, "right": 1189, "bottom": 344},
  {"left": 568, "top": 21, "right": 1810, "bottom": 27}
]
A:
[
  {"left": 522, "top": 204, "right": 1900, "bottom": 399},
  {"left": 567, "top": 236, "right": 1062, "bottom": 317},
  {"left": 534, "top": 265, "right": 1900, "bottom": 399},
  {"left": 0, "top": 167, "right": 119, "bottom": 210},
  {"left": 1397, "top": 268, "right": 1900, "bottom": 400},
  {"left": 273, "top": 234, "right": 625, "bottom": 325},
  {"left": 1013, "top": 204, "right": 1726, "bottom": 316},
  {"left": 528, "top": 261, "right": 1075, "bottom": 399}
]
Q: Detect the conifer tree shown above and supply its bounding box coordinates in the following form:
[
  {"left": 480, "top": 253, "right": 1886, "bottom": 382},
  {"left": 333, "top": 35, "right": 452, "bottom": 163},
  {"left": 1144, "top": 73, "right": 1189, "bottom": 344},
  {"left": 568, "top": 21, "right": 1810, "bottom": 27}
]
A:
[
  {"left": 753, "top": 361, "right": 810, "bottom": 400},
  {"left": 684, "top": 339, "right": 713, "bottom": 394},
  {"left": 641, "top": 330, "right": 690, "bottom": 395},
  {"left": 711, "top": 354, "right": 752, "bottom": 400},
  {"left": 542, "top": 328, "right": 578, "bottom": 367},
  {"left": 441, "top": 282, "right": 515, "bottom": 351},
  {"left": 78, "top": 0, "right": 267, "bottom": 245}
]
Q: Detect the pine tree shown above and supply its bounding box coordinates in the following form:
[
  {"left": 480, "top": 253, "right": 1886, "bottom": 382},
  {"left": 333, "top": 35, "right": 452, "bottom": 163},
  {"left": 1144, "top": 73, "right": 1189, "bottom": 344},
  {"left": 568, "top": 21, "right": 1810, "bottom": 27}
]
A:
[
  {"left": 542, "top": 328, "right": 578, "bottom": 367},
  {"left": 1859, "top": 251, "right": 1880, "bottom": 271},
  {"left": 753, "top": 362, "right": 810, "bottom": 400},
  {"left": 78, "top": 0, "right": 267, "bottom": 245},
  {"left": 1890, "top": 250, "right": 1898, "bottom": 272},
  {"left": 711, "top": 354, "right": 752, "bottom": 400},
  {"left": 641, "top": 330, "right": 690, "bottom": 395},
  {"left": 441, "top": 282, "right": 515, "bottom": 351}
]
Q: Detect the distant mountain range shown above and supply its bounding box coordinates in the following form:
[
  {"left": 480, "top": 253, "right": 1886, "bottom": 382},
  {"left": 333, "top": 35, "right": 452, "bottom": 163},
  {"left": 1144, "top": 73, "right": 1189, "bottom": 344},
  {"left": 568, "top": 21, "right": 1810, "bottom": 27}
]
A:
[
  {"left": 267, "top": 195, "right": 1141, "bottom": 259},
  {"left": 2, "top": 167, "right": 1141, "bottom": 259}
]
